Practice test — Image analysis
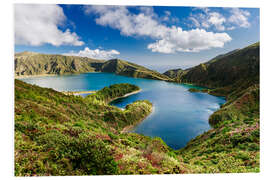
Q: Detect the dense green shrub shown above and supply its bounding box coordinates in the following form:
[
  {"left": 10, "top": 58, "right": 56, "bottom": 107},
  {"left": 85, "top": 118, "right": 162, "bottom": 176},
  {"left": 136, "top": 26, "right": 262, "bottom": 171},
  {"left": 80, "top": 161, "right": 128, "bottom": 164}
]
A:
[{"left": 68, "top": 135, "right": 119, "bottom": 175}]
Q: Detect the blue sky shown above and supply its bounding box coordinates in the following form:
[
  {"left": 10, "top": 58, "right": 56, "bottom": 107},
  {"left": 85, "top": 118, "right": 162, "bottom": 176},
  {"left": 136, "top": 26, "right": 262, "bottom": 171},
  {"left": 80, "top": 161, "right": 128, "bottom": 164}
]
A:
[{"left": 15, "top": 4, "right": 259, "bottom": 72}]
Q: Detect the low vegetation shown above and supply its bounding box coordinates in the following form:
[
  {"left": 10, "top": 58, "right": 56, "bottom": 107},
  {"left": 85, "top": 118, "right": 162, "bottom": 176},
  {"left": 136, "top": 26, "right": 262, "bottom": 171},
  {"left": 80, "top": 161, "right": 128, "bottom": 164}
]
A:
[
  {"left": 178, "top": 84, "right": 259, "bottom": 173},
  {"left": 15, "top": 80, "right": 189, "bottom": 176}
]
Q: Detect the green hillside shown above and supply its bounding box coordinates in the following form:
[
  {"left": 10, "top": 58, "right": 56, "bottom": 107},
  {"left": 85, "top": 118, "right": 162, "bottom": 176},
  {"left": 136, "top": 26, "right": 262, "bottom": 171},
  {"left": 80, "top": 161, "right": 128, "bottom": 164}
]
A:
[
  {"left": 163, "top": 68, "right": 185, "bottom": 79},
  {"left": 164, "top": 42, "right": 259, "bottom": 95},
  {"left": 15, "top": 52, "right": 171, "bottom": 81},
  {"left": 178, "top": 84, "right": 259, "bottom": 173}
]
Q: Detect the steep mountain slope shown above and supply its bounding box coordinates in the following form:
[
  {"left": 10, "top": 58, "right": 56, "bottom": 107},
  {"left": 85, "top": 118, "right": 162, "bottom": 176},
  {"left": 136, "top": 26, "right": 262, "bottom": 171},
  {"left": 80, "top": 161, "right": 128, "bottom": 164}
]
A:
[
  {"left": 15, "top": 52, "right": 171, "bottom": 81},
  {"left": 163, "top": 68, "right": 185, "bottom": 79},
  {"left": 101, "top": 59, "right": 172, "bottom": 81},
  {"left": 205, "top": 49, "right": 240, "bottom": 65},
  {"left": 164, "top": 42, "right": 259, "bottom": 93}
]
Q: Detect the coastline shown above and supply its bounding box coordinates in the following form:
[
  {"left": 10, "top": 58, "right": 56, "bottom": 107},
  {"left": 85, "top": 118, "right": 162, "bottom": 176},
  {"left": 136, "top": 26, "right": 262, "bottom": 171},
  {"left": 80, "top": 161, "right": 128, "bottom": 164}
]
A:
[
  {"left": 122, "top": 89, "right": 142, "bottom": 98},
  {"left": 14, "top": 72, "right": 98, "bottom": 79},
  {"left": 15, "top": 74, "right": 58, "bottom": 79}
]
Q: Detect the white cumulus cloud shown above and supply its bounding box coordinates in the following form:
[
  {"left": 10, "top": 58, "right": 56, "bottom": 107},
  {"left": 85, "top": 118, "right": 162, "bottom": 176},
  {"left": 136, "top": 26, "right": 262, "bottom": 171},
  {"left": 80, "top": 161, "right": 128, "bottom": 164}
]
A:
[
  {"left": 148, "top": 28, "right": 231, "bottom": 53},
  {"left": 15, "top": 4, "right": 84, "bottom": 46},
  {"left": 228, "top": 8, "right": 251, "bottom": 28},
  {"left": 85, "top": 6, "right": 231, "bottom": 53},
  {"left": 189, "top": 11, "right": 226, "bottom": 31},
  {"left": 63, "top": 47, "right": 120, "bottom": 60},
  {"left": 189, "top": 8, "right": 251, "bottom": 31},
  {"left": 208, "top": 12, "right": 226, "bottom": 31}
]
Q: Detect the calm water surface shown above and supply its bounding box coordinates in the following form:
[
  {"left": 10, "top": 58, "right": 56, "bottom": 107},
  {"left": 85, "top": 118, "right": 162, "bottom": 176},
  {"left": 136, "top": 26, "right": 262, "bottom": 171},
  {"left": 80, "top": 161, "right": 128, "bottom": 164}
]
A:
[{"left": 20, "top": 73, "right": 225, "bottom": 149}]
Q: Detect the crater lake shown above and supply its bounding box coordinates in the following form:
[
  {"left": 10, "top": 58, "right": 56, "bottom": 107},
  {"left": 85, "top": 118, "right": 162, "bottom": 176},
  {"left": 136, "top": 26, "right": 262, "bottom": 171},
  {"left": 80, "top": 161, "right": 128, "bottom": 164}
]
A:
[{"left": 19, "top": 72, "right": 226, "bottom": 149}]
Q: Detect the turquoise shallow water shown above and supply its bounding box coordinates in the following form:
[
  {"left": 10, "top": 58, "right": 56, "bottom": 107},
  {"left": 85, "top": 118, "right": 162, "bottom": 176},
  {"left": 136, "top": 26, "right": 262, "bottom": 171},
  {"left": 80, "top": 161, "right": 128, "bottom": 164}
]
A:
[{"left": 20, "top": 72, "right": 225, "bottom": 150}]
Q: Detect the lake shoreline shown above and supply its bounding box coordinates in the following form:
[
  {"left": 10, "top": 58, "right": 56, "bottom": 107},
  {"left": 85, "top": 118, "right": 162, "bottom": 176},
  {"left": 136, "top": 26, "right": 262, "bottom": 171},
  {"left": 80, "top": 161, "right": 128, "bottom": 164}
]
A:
[
  {"left": 62, "top": 90, "right": 97, "bottom": 96},
  {"left": 15, "top": 74, "right": 58, "bottom": 79},
  {"left": 121, "top": 105, "right": 155, "bottom": 134},
  {"left": 108, "top": 89, "right": 142, "bottom": 104}
]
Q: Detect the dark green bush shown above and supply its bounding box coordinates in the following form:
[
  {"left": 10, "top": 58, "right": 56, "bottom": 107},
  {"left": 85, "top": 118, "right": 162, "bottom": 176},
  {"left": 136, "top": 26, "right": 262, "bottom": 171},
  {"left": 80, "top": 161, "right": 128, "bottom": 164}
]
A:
[
  {"left": 68, "top": 136, "right": 119, "bottom": 175},
  {"left": 37, "top": 131, "right": 119, "bottom": 175},
  {"left": 235, "top": 152, "right": 250, "bottom": 161}
]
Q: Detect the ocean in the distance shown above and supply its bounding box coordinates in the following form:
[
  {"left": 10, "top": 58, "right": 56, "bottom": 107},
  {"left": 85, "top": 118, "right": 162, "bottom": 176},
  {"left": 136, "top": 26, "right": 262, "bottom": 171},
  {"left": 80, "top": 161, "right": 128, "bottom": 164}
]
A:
[{"left": 20, "top": 72, "right": 226, "bottom": 149}]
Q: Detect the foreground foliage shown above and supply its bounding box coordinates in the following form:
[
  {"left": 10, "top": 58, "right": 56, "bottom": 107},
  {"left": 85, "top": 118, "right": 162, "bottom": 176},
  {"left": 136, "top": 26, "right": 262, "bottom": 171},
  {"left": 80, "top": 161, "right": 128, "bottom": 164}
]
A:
[{"left": 15, "top": 80, "right": 186, "bottom": 176}]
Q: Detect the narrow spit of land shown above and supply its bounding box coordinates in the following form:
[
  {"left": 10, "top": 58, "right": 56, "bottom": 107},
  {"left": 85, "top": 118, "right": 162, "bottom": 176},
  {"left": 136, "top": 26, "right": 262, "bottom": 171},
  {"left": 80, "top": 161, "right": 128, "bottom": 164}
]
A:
[{"left": 108, "top": 89, "right": 142, "bottom": 103}]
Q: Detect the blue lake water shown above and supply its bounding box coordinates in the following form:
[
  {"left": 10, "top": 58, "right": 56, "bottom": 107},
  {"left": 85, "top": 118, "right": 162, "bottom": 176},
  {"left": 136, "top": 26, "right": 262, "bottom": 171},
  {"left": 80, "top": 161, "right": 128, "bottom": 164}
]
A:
[{"left": 20, "top": 72, "right": 226, "bottom": 150}]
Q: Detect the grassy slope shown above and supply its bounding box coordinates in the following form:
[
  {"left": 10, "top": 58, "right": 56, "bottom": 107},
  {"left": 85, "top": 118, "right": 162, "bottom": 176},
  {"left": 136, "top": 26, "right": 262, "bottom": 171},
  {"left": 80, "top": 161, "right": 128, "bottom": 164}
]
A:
[
  {"left": 178, "top": 85, "right": 259, "bottom": 173},
  {"left": 163, "top": 68, "right": 185, "bottom": 79},
  {"left": 15, "top": 80, "right": 189, "bottom": 176}
]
